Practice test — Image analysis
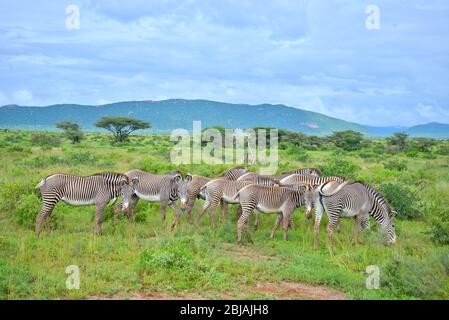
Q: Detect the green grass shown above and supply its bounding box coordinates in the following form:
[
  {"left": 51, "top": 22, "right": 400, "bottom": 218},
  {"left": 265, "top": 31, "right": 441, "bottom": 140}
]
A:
[{"left": 0, "top": 130, "right": 448, "bottom": 300}]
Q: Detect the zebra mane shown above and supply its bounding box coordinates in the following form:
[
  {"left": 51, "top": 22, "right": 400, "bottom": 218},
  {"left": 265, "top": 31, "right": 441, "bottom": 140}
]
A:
[
  {"left": 353, "top": 181, "right": 395, "bottom": 218},
  {"left": 93, "top": 172, "right": 129, "bottom": 183}
]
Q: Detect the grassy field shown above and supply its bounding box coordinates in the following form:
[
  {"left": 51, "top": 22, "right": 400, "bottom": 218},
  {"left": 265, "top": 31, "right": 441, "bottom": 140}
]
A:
[{"left": 0, "top": 130, "right": 448, "bottom": 300}]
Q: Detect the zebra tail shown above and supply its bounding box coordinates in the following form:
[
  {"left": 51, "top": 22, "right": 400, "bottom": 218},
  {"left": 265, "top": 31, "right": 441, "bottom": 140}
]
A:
[{"left": 35, "top": 178, "right": 46, "bottom": 189}]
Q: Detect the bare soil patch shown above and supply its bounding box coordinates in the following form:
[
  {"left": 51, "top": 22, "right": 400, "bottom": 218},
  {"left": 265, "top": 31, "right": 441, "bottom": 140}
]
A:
[{"left": 246, "top": 281, "right": 347, "bottom": 300}]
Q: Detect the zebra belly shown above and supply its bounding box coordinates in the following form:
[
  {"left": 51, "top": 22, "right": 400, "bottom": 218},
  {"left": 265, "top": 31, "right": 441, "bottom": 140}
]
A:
[
  {"left": 61, "top": 197, "right": 96, "bottom": 206},
  {"left": 222, "top": 194, "right": 239, "bottom": 204},
  {"left": 256, "top": 204, "right": 281, "bottom": 213},
  {"left": 136, "top": 191, "right": 160, "bottom": 202},
  {"left": 341, "top": 208, "right": 358, "bottom": 217}
]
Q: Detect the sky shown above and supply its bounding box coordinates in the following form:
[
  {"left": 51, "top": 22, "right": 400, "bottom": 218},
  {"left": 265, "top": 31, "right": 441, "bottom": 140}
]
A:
[{"left": 1, "top": 0, "right": 449, "bottom": 127}]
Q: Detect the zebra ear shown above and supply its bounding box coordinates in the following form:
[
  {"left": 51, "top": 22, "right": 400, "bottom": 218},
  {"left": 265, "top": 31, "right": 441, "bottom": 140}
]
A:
[
  {"left": 185, "top": 174, "right": 193, "bottom": 182},
  {"left": 174, "top": 174, "right": 182, "bottom": 183},
  {"left": 131, "top": 177, "right": 139, "bottom": 187}
]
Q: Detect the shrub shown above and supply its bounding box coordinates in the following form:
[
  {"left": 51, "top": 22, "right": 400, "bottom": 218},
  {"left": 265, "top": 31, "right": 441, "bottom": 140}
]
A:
[
  {"left": 426, "top": 199, "right": 449, "bottom": 245},
  {"left": 30, "top": 133, "right": 61, "bottom": 148},
  {"left": 383, "top": 160, "right": 407, "bottom": 172},
  {"left": 65, "top": 152, "right": 98, "bottom": 166},
  {"left": 383, "top": 252, "right": 448, "bottom": 299},
  {"left": 13, "top": 193, "right": 42, "bottom": 229},
  {"left": 378, "top": 183, "right": 423, "bottom": 220},
  {"left": 319, "top": 159, "right": 359, "bottom": 179}
]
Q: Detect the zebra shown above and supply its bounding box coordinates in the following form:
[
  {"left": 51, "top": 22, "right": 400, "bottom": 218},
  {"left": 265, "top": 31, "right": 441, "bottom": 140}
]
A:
[
  {"left": 279, "top": 174, "right": 346, "bottom": 219},
  {"left": 116, "top": 169, "right": 183, "bottom": 230},
  {"left": 312, "top": 180, "right": 397, "bottom": 248},
  {"left": 274, "top": 167, "right": 321, "bottom": 180},
  {"left": 35, "top": 172, "right": 136, "bottom": 236},
  {"left": 177, "top": 174, "right": 212, "bottom": 221},
  {"left": 236, "top": 172, "right": 280, "bottom": 186},
  {"left": 234, "top": 184, "right": 307, "bottom": 244},
  {"left": 196, "top": 179, "right": 253, "bottom": 228},
  {"left": 221, "top": 167, "right": 248, "bottom": 181}
]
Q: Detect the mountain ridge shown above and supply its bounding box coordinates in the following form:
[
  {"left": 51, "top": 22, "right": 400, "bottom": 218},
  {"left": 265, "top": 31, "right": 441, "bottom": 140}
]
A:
[{"left": 0, "top": 99, "right": 448, "bottom": 138}]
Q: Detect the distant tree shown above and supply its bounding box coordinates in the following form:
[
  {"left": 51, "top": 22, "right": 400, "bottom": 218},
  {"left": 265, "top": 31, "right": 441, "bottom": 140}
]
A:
[
  {"left": 387, "top": 132, "right": 409, "bottom": 152},
  {"left": 411, "top": 137, "right": 437, "bottom": 153},
  {"left": 95, "top": 116, "right": 150, "bottom": 142},
  {"left": 56, "top": 121, "right": 84, "bottom": 144},
  {"left": 328, "top": 130, "right": 365, "bottom": 151}
]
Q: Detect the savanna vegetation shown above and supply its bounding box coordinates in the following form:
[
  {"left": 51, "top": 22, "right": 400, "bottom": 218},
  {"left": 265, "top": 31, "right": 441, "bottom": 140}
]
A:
[{"left": 0, "top": 127, "right": 448, "bottom": 300}]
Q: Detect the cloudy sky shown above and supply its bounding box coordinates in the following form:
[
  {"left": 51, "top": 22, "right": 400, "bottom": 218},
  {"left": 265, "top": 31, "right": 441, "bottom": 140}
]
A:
[{"left": 1, "top": 0, "right": 448, "bottom": 126}]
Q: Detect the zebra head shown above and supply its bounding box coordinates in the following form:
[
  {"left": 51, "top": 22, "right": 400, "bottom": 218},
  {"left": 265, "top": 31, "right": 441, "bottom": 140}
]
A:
[
  {"left": 303, "top": 185, "right": 314, "bottom": 220},
  {"left": 119, "top": 177, "right": 139, "bottom": 216},
  {"left": 177, "top": 174, "right": 192, "bottom": 211},
  {"left": 386, "top": 210, "right": 397, "bottom": 245}
]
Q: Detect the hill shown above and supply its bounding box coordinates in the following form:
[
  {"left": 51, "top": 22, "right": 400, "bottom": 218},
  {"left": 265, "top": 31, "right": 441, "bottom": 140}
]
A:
[{"left": 0, "top": 99, "right": 448, "bottom": 138}]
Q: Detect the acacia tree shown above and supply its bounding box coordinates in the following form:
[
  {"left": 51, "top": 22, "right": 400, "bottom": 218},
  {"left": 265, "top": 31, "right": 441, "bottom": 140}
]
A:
[
  {"left": 387, "top": 132, "right": 409, "bottom": 151},
  {"left": 56, "top": 121, "right": 84, "bottom": 144},
  {"left": 328, "top": 130, "right": 365, "bottom": 151},
  {"left": 95, "top": 116, "right": 150, "bottom": 142}
]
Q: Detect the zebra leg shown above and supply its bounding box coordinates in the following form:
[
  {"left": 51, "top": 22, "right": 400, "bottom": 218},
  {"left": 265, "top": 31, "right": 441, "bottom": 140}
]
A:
[
  {"left": 196, "top": 199, "right": 211, "bottom": 226},
  {"left": 129, "top": 195, "right": 139, "bottom": 223},
  {"left": 327, "top": 214, "right": 339, "bottom": 249},
  {"left": 237, "top": 206, "right": 254, "bottom": 245},
  {"left": 282, "top": 208, "right": 294, "bottom": 241},
  {"left": 270, "top": 213, "right": 282, "bottom": 239},
  {"left": 44, "top": 214, "right": 51, "bottom": 234},
  {"left": 208, "top": 202, "right": 219, "bottom": 229},
  {"left": 219, "top": 201, "right": 228, "bottom": 223},
  {"left": 169, "top": 202, "right": 182, "bottom": 231},
  {"left": 35, "top": 194, "right": 59, "bottom": 237},
  {"left": 95, "top": 204, "right": 106, "bottom": 235},
  {"left": 244, "top": 218, "right": 253, "bottom": 244},
  {"left": 253, "top": 209, "right": 260, "bottom": 231},
  {"left": 186, "top": 197, "right": 196, "bottom": 224},
  {"left": 160, "top": 201, "right": 168, "bottom": 224},
  {"left": 313, "top": 202, "right": 324, "bottom": 249}
]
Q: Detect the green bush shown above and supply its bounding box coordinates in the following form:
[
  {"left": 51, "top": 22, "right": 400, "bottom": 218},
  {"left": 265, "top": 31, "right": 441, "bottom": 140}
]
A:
[
  {"left": 426, "top": 200, "right": 449, "bottom": 245},
  {"left": 65, "top": 151, "right": 98, "bottom": 166},
  {"left": 319, "top": 159, "right": 359, "bottom": 179},
  {"left": 30, "top": 133, "right": 61, "bottom": 148},
  {"left": 383, "top": 252, "right": 448, "bottom": 299},
  {"left": 379, "top": 183, "right": 423, "bottom": 220},
  {"left": 383, "top": 160, "right": 408, "bottom": 171}
]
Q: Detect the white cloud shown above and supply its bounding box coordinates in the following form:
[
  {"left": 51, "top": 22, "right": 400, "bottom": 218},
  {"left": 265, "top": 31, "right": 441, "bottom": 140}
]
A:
[{"left": 12, "top": 90, "right": 34, "bottom": 105}]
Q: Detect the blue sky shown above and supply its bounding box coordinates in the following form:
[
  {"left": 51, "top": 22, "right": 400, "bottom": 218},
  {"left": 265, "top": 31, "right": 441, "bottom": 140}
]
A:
[{"left": 1, "top": 0, "right": 448, "bottom": 126}]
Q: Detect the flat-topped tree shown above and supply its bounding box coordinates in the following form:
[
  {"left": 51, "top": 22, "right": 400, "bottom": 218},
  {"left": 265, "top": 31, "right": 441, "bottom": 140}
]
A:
[{"left": 95, "top": 116, "right": 150, "bottom": 142}]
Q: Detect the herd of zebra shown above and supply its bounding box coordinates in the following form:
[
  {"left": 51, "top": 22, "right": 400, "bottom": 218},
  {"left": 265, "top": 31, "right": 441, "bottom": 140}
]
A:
[{"left": 34, "top": 167, "right": 397, "bottom": 247}]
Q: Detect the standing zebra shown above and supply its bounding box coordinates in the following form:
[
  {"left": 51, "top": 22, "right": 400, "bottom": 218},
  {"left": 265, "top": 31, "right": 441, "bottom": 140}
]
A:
[
  {"left": 313, "top": 180, "right": 397, "bottom": 248},
  {"left": 234, "top": 184, "right": 307, "bottom": 244},
  {"left": 279, "top": 174, "right": 346, "bottom": 218},
  {"left": 35, "top": 172, "right": 136, "bottom": 236},
  {"left": 177, "top": 174, "right": 212, "bottom": 221},
  {"left": 196, "top": 179, "right": 253, "bottom": 228},
  {"left": 116, "top": 169, "right": 183, "bottom": 230}
]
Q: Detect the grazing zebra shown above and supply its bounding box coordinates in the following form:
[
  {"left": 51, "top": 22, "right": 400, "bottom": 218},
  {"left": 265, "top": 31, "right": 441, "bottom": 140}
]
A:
[
  {"left": 279, "top": 174, "right": 346, "bottom": 218},
  {"left": 35, "top": 172, "right": 135, "bottom": 236},
  {"left": 221, "top": 167, "right": 248, "bottom": 181},
  {"left": 234, "top": 184, "right": 307, "bottom": 244},
  {"left": 313, "top": 180, "right": 397, "bottom": 248},
  {"left": 274, "top": 167, "right": 321, "bottom": 180},
  {"left": 116, "top": 169, "right": 183, "bottom": 230},
  {"left": 197, "top": 179, "right": 253, "bottom": 228},
  {"left": 177, "top": 174, "right": 212, "bottom": 221}
]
